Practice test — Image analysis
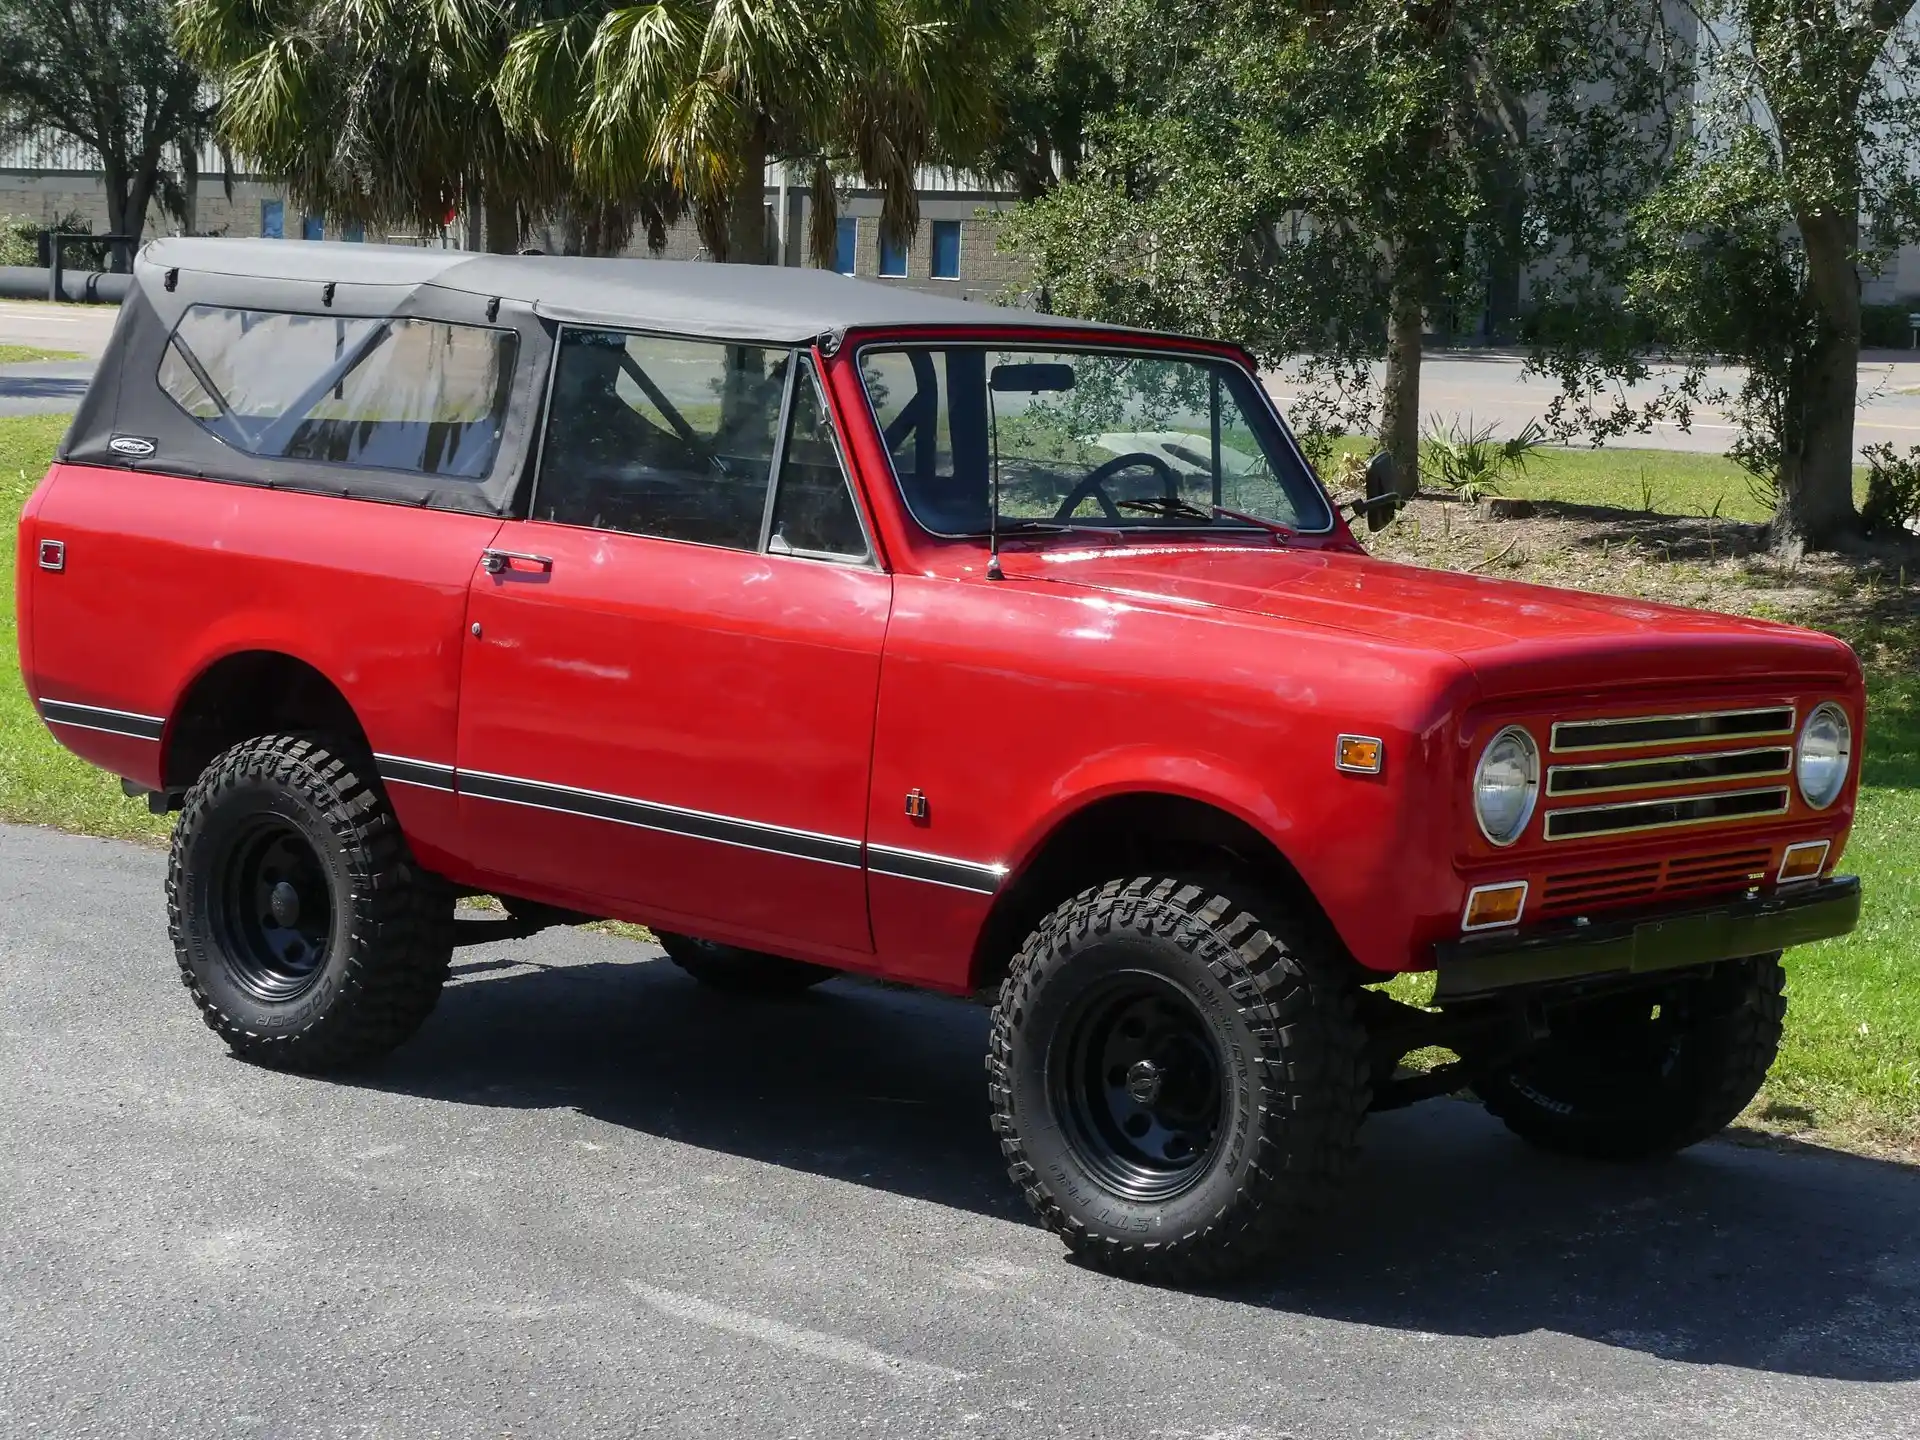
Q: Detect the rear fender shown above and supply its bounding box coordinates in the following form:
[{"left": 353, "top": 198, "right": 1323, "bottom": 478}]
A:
[{"left": 13, "top": 468, "right": 56, "bottom": 704}]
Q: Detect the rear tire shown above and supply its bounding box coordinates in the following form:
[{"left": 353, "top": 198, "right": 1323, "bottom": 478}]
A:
[
  {"left": 1475, "top": 954, "right": 1785, "bottom": 1160},
  {"left": 167, "top": 734, "right": 454, "bottom": 1071},
  {"left": 656, "top": 932, "right": 837, "bottom": 994},
  {"left": 988, "top": 878, "right": 1372, "bottom": 1283}
]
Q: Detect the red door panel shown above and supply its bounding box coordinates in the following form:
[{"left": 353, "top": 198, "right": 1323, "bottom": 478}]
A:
[{"left": 454, "top": 520, "right": 891, "bottom": 953}]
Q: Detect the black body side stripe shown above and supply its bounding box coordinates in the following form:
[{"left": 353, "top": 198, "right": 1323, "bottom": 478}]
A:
[
  {"left": 867, "top": 844, "right": 1007, "bottom": 895},
  {"left": 365, "top": 756, "right": 1001, "bottom": 890},
  {"left": 458, "top": 769, "right": 865, "bottom": 869},
  {"left": 374, "top": 755, "right": 458, "bottom": 792},
  {"left": 38, "top": 699, "right": 166, "bottom": 741}
]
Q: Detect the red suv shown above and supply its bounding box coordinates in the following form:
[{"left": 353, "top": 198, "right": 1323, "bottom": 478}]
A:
[{"left": 17, "top": 239, "right": 1864, "bottom": 1280}]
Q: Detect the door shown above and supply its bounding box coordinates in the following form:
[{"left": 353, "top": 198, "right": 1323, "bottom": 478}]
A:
[{"left": 454, "top": 331, "right": 890, "bottom": 953}]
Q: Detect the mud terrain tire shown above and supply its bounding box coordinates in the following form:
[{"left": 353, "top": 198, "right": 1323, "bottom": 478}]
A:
[
  {"left": 656, "top": 932, "right": 838, "bottom": 994},
  {"left": 988, "top": 878, "right": 1371, "bottom": 1283},
  {"left": 167, "top": 734, "right": 454, "bottom": 1071},
  {"left": 1476, "top": 954, "right": 1786, "bottom": 1160}
]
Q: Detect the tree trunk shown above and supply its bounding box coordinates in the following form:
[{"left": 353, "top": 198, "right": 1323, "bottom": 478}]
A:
[
  {"left": 1776, "top": 212, "right": 1861, "bottom": 550},
  {"left": 719, "top": 117, "right": 771, "bottom": 264},
  {"left": 483, "top": 185, "right": 521, "bottom": 255},
  {"left": 1378, "top": 258, "right": 1426, "bottom": 498},
  {"left": 101, "top": 156, "right": 131, "bottom": 272}
]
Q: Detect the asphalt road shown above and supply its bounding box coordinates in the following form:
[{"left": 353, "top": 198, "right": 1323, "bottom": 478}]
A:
[
  {"left": 0, "top": 300, "right": 117, "bottom": 358},
  {"left": 0, "top": 360, "right": 93, "bottom": 418},
  {"left": 1268, "top": 350, "right": 1920, "bottom": 455},
  {"left": 2, "top": 821, "right": 1917, "bottom": 1439}
]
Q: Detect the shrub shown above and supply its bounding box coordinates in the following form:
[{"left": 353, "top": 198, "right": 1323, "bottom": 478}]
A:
[
  {"left": 1862, "top": 303, "right": 1920, "bottom": 350},
  {"left": 0, "top": 217, "right": 38, "bottom": 267},
  {"left": 1421, "top": 415, "right": 1546, "bottom": 501},
  {"left": 1860, "top": 442, "right": 1920, "bottom": 538}
]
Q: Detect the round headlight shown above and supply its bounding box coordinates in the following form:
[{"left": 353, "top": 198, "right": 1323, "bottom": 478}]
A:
[
  {"left": 1796, "top": 702, "right": 1851, "bottom": 810},
  {"left": 1474, "top": 726, "right": 1539, "bottom": 846}
]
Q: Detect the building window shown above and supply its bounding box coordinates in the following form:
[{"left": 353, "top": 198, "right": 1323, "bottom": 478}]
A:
[
  {"left": 301, "top": 214, "right": 324, "bottom": 241},
  {"left": 833, "top": 218, "right": 857, "bottom": 275},
  {"left": 878, "top": 232, "right": 909, "bottom": 278},
  {"left": 260, "top": 200, "right": 284, "bottom": 239},
  {"left": 930, "top": 221, "right": 961, "bottom": 280}
]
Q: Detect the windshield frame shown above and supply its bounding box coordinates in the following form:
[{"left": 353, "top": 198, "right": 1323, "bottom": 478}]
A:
[{"left": 848, "top": 336, "right": 1339, "bottom": 541}]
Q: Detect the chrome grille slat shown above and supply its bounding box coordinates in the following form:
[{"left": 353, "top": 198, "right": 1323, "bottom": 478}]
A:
[
  {"left": 1550, "top": 707, "right": 1796, "bottom": 753},
  {"left": 1542, "top": 786, "right": 1791, "bottom": 841},
  {"left": 1546, "top": 746, "right": 1793, "bottom": 797}
]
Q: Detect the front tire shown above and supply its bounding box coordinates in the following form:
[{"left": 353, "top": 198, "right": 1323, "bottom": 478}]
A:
[
  {"left": 1475, "top": 954, "right": 1786, "bottom": 1160},
  {"left": 988, "top": 878, "right": 1372, "bottom": 1283},
  {"left": 656, "top": 932, "right": 838, "bottom": 994},
  {"left": 167, "top": 734, "right": 454, "bottom": 1071}
]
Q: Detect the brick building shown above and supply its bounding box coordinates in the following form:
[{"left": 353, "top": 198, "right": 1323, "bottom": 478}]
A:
[{"left": 0, "top": 134, "right": 1032, "bottom": 304}]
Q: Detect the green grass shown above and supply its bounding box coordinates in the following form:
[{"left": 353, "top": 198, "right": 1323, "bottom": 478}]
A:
[
  {"left": 1324, "top": 435, "right": 1872, "bottom": 523},
  {"left": 0, "top": 415, "right": 168, "bottom": 841},
  {"left": 0, "top": 344, "right": 83, "bottom": 365},
  {"left": 1758, "top": 646, "right": 1919, "bottom": 1148},
  {"left": 3, "top": 413, "right": 1916, "bottom": 1151}
]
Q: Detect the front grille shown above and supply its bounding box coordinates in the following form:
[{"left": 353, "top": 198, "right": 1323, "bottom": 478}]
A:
[
  {"left": 1544, "top": 786, "right": 1790, "bottom": 841},
  {"left": 1550, "top": 706, "right": 1795, "bottom": 753},
  {"left": 1538, "top": 846, "right": 1770, "bottom": 918},
  {"left": 1546, "top": 746, "right": 1792, "bottom": 797}
]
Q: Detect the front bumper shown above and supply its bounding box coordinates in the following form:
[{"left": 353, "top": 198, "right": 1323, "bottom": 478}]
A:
[{"left": 1432, "top": 875, "right": 1862, "bottom": 1001}]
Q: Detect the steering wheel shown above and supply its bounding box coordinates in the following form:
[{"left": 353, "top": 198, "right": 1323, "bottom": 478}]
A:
[{"left": 1053, "top": 451, "right": 1182, "bottom": 522}]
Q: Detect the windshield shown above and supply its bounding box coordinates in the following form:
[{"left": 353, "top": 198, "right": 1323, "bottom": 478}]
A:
[{"left": 858, "top": 345, "right": 1333, "bottom": 537}]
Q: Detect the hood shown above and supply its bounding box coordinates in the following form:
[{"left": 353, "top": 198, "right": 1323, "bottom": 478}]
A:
[{"left": 1009, "top": 542, "right": 1858, "bottom": 697}]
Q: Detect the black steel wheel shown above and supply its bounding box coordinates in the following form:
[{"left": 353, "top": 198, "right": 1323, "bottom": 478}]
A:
[
  {"left": 1052, "top": 973, "right": 1224, "bottom": 1202},
  {"left": 212, "top": 818, "right": 334, "bottom": 1002},
  {"left": 169, "top": 734, "right": 455, "bottom": 1071},
  {"left": 989, "top": 877, "right": 1372, "bottom": 1283}
]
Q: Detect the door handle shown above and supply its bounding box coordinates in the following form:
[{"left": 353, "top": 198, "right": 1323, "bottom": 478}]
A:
[{"left": 482, "top": 549, "right": 554, "bottom": 575}]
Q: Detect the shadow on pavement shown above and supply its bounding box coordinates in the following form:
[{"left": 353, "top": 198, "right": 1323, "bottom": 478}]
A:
[
  {"left": 0, "top": 373, "right": 88, "bottom": 411},
  {"left": 356, "top": 938, "right": 1920, "bottom": 1384}
]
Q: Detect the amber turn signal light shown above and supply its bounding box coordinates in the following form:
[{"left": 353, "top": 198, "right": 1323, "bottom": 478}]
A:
[
  {"left": 1461, "top": 881, "right": 1528, "bottom": 932},
  {"left": 1777, "top": 840, "right": 1830, "bottom": 884},
  {"left": 1335, "top": 734, "right": 1384, "bottom": 774}
]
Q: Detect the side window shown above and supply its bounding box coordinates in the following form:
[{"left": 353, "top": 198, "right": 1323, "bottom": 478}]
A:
[
  {"left": 535, "top": 330, "right": 787, "bottom": 551},
  {"left": 157, "top": 306, "right": 516, "bottom": 479},
  {"left": 769, "top": 362, "right": 869, "bottom": 561}
]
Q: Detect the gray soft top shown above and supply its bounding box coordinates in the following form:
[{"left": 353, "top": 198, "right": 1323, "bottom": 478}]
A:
[
  {"left": 61, "top": 238, "right": 1176, "bottom": 519},
  {"left": 138, "top": 236, "right": 1108, "bottom": 345}
]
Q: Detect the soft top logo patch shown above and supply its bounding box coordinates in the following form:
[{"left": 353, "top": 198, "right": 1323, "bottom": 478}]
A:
[{"left": 109, "top": 435, "right": 157, "bottom": 458}]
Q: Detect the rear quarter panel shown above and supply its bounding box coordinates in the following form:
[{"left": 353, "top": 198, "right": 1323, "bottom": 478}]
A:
[
  {"left": 28, "top": 465, "right": 500, "bottom": 863},
  {"left": 13, "top": 467, "right": 51, "bottom": 703}
]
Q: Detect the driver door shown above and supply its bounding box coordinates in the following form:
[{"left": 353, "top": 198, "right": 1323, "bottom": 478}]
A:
[{"left": 453, "top": 332, "right": 890, "bottom": 954}]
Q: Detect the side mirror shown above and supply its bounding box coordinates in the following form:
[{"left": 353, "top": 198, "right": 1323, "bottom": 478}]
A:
[{"left": 1358, "top": 451, "right": 1401, "bottom": 532}]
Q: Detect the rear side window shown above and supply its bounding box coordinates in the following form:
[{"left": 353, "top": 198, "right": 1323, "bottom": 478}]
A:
[
  {"left": 157, "top": 306, "right": 517, "bottom": 479},
  {"left": 534, "top": 329, "right": 788, "bottom": 551}
]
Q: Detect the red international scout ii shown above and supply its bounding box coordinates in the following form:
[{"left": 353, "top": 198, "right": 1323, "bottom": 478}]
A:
[{"left": 16, "top": 239, "right": 1865, "bottom": 1279}]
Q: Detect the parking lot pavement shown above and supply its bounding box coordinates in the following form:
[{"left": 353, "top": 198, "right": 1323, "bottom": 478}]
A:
[{"left": 1, "top": 820, "right": 1916, "bottom": 1439}]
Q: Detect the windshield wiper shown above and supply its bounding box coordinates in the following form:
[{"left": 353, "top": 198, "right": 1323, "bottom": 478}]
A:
[
  {"left": 991, "top": 518, "right": 1120, "bottom": 537},
  {"left": 1115, "top": 496, "right": 1295, "bottom": 538}
]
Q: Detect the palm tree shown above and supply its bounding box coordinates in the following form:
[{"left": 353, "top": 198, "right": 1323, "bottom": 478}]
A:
[
  {"left": 494, "top": 0, "right": 1025, "bottom": 263},
  {"left": 176, "top": 0, "right": 642, "bottom": 252}
]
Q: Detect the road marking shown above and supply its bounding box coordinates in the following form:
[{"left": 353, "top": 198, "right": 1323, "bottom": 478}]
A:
[{"left": 624, "top": 1280, "right": 967, "bottom": 1382}]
